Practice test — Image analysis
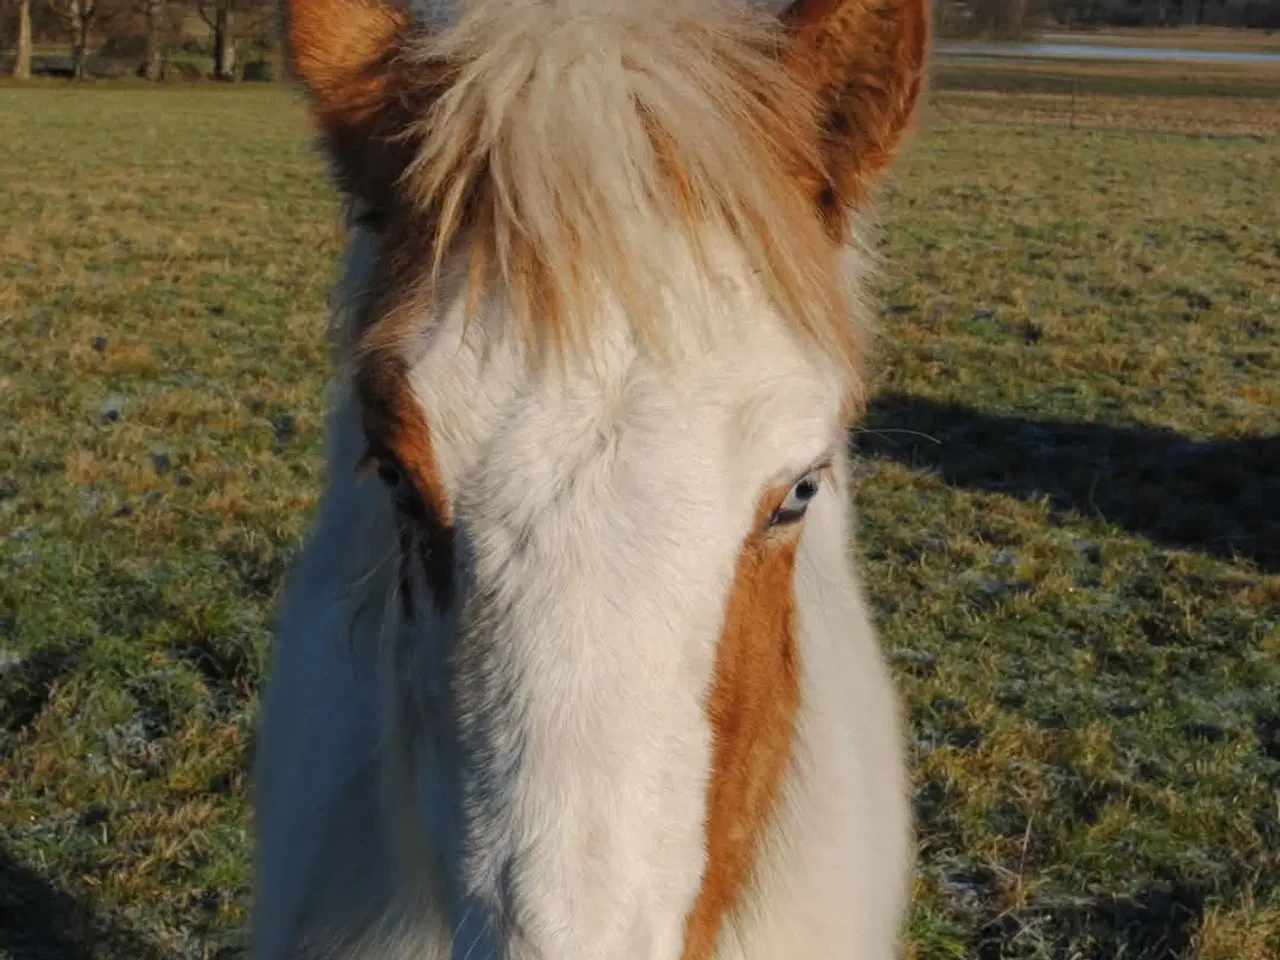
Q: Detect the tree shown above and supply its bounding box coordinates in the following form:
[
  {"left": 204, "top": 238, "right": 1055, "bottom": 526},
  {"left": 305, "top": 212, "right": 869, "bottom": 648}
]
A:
[
  {"left": 48, "top": 0, "right": 95, "bottom": 79},
  {"left": 13, "top": 0, "right": 33, "bottom": 79},
  {"left": 971, "top": 0, "right": 1045, "bottom": 37},
  {"left": 139, "top": 0, "right": 163, "bottom": 79},
  {"left": 194, "top": 0, "right": 271, "bottom": 81},
  {"left": 197, "top": 0, "right": 235, "bottom": 79}
]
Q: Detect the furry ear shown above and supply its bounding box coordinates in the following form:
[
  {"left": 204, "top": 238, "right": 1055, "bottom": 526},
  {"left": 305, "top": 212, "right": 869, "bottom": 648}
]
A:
[
  {"left": 780, "top": 0, "right": 928, "bottom": 221},
  {"left": 280, "top": 0, "right": 418, "bottom": 212}
]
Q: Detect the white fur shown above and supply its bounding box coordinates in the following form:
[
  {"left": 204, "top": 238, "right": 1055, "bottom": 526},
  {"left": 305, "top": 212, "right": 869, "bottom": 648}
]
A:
[
  {"left": 254, "top": 228, "right": 911, "bottom": 960},
  {"left": 254, "top": 2, "right": 912, "bottom": 957}
]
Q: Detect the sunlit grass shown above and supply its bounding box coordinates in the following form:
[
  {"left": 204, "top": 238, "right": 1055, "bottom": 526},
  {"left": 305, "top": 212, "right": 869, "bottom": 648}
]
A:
[{"left": 1, "top": 76, "right": 1277, "bottom": 959}]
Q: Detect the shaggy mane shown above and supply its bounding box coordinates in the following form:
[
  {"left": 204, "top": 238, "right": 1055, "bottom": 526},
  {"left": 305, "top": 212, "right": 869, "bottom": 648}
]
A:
[{"left": 386, "top": 0, "right": 865, "bottom": 376}]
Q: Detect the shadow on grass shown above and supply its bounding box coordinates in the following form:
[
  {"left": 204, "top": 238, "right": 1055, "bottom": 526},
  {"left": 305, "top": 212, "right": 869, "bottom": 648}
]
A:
[
  {"left": 0, "top": 845, "right": 168, "bottom": 960},
  {"left": 856, "top": 393, "right": 1279, "bottom": 572},
  {"left": 0, "top": 641, "right": 89, "bottom": 746},
  {"left": 977, "top": 882, "right": 1206, "bottom": 959}
]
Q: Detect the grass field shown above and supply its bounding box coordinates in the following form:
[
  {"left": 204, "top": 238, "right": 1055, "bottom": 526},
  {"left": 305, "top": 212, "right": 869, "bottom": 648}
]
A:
[
  {"left": 1, "top": 64, "right": 1278, "bottom": 960},
  {"left": 931, "top": 57, "right": 1280, "bottom": 104}
]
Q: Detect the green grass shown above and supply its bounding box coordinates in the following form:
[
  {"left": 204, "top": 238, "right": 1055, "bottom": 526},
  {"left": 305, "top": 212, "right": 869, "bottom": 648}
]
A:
[
  {"left": 1, "top": 77, "right": 1278, "bottom": 960},
  {"left": 870, "top": 102, "right": 1279, "bottom": 958}
]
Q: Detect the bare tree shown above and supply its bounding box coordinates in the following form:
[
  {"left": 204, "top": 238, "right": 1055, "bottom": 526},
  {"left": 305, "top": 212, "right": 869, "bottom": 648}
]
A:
[
  {"left": 193, "top": 0, "right": 271, "bottom": 80},
  {"left": 139, "top": 0, "right": 163, "bottom": 79},
  {"left": 197, "top": 0, "right": 235, "bottom": 79},
  {"left": 12, "top": 0, "right": 33, "bottom": 79},
  {"left": 47, "top": 0, "right": 95, "bottom": 79}
]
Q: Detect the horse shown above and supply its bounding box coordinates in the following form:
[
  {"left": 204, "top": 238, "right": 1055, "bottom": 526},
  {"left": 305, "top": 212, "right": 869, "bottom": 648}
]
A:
[{"left": 252, "top": 0, "right": 928, "bottom": 956}]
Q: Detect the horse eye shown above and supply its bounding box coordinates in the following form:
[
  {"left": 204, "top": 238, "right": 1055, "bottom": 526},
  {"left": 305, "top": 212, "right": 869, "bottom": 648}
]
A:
[
  {"left": 768, "top": 470, "right": 824, "bottom": 528},
  {"left": 376, "top": 461, "right": 402, "bottom": 488},
  {"left": 353, "top": 206, "right": 389, "bottom": 231}
]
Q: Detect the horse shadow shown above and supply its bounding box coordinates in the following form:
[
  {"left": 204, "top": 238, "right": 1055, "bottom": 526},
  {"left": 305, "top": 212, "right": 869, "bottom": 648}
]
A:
[
  {"left": 0, "top": 844, "right": 169, "bottom": 960},
  {"left": 854, "top": 393, "right": 1280, "bottom": 572},
  {"left": 978, "top": 880, "right": 1207, "bottom": 960},
  {"left": 0, "top": 642, "right": 172, "bottom": 960}
]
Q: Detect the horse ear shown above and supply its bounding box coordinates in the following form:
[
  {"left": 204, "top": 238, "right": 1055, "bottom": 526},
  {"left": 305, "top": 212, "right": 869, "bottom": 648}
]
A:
[
  {"left": 281, "top": 0, "right": 416, "bottom": 209},
  {"left": 780, "top": 0, "right": 928, "bottom": 213}
]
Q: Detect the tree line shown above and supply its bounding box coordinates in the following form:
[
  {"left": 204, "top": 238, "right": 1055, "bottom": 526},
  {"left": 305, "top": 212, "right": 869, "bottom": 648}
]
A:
[
  {"left": 0, "top": 0, "right": 273, "bottom": 80},
  {"left": 936, "top": 0, "right": 1280, "bottom": 38},
  {"left": 3, "top": 0, "right": 1278, "bottom": 80}
]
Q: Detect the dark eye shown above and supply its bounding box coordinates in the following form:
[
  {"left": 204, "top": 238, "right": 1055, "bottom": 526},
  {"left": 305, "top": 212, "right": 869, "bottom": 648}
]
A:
[
  {"left": 376, "top": 461, "right": 402, "bottom": 488},
  {"left": 769, "top": 470, "right": 824, "bottom": 528},
  {"left": 353, "top": 205, "right": 389, "bottom": 231}
]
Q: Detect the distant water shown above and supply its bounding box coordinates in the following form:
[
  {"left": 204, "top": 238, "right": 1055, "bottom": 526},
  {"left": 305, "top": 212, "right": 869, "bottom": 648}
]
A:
[{"left": 937, "top": 41, "right": 1280, "bottom": 64}]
